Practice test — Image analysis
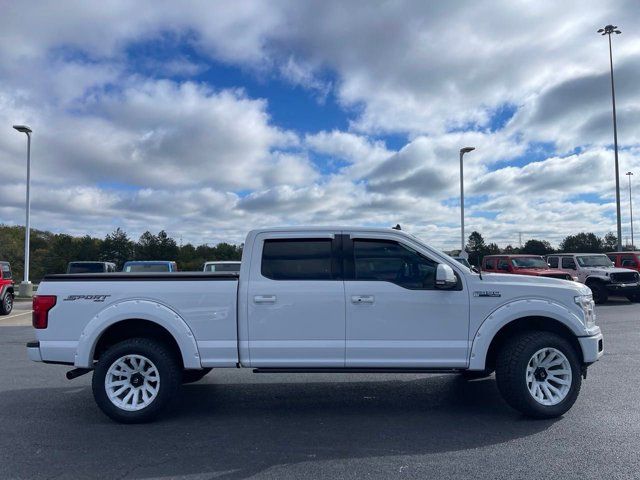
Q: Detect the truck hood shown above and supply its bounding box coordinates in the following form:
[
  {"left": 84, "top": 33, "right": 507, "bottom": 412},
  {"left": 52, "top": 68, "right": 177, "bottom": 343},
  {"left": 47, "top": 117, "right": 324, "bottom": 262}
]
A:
[
  {"left": 477, "top": 272, "right": 590, "bottom": 295},
  {"left": 581, "top": 266, "right": 633, "bottom": 276}
]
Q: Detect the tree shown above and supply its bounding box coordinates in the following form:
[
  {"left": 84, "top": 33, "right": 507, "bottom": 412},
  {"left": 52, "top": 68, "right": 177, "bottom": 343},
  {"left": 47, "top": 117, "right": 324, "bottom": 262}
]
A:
[
  {"left": 560, "top": 233, "right": 603, "bottom": 253},
  {"left": 466, "top": 231, "right": 486, "bottom": 267},
  {"left": 603, "top": 232, "right": 618, "bottom": 251},
  {"left": 157, "top": 230, "right": 179, "bottom": 259},
  {"left": 521, "top": 239, "right": 554, "bottom": 256},
  {"left": 101, "top": 228, "right": 133, "bottom": 268}
]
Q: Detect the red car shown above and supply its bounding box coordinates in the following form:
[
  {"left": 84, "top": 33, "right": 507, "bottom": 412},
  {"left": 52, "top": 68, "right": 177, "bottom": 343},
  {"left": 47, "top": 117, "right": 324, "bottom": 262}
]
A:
[
  {"left": 606, "top": 251, "right": 640, "bottom": 272},
  {"left": 482, "top": 255, "right": 576, "bottom": 281},
  {"left": 0, "top": 261, "right": 14, "bottom": 315}
]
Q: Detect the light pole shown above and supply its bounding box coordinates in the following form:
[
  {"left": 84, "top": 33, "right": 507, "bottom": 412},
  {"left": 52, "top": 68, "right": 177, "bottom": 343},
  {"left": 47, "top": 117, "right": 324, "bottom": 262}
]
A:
[
  {"left": 459, "top": 147, "right": 475, "bottom": 258},
  {"left": 13, "top": 125, "right": 33, "bottom": 297},
  {"left": 627, "top": 171, "right": 634, "bottom": 247},
  {"left": 597, "top": 24, "right": 623, "bottom": 251}
]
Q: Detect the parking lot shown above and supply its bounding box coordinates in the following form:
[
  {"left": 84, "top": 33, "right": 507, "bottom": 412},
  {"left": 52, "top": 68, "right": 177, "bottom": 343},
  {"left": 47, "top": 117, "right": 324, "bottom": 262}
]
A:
[{"left": 0, "top": 300, "right": 638, "bottom": 480}]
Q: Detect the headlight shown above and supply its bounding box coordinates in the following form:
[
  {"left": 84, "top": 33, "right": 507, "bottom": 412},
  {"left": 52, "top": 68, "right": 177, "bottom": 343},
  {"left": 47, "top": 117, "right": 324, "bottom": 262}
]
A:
[{"left": 574, "top": 294, "right": 596, "bottom": 328}]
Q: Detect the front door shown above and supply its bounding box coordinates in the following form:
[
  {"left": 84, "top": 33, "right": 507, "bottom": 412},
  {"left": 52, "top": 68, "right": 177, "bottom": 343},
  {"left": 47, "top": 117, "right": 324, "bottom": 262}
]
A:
[
  {"left": 344, "top": 233, "right": 469, "bottom": 368},
  {"left": 246, "top": 232, "right": 345, "bottom": 367}
]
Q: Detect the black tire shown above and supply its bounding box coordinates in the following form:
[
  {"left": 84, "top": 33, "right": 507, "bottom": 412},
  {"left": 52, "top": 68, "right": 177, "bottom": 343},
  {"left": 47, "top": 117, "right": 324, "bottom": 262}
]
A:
[
  {"left": 92, "top": 337, "right": 181, "bottom": 423},
  {"left": 182, "top": 368, "right": 212, "bottom": 384},
  {"left": 459, "top": 369, "right": 493, "bottom": 380},
  {"left": 0, "top": 293, "right": 13, "bottom": 315},
  {"left": 495, "top": 331, "right": 582, "bottom": 419},
  {"left": 626, "top": 294, "right": 640, "bottom": 303},
  {"left": 588, "top": 282, "right": 608, "bottom": 304}
]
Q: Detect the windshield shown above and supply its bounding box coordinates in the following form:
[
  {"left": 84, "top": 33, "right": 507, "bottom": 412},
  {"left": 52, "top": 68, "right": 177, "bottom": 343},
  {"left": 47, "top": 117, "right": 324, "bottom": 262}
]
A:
[
  {"left": 576, "top": 255, "right": 614, "bottom": 267},
  {"left": 205, "top": 263, "right": 241, "bottom": 272},
  {"left": 68, "top": 263, "right": 105, "bottom": 273},
  {"left": 511, "top": 257, "right": 548, "bottom": 269},
  {"left": 124, "top": 264, "right": 170, "bottom": 272}
]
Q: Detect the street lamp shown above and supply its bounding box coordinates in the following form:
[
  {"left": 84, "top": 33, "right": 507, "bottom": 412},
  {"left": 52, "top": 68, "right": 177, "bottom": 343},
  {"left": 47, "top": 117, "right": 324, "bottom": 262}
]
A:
[
  {"left": 459, "top": 146, "right": 475, "bottom": 258},
  {"left": 13, "top": 124, "right": 33, "bottom": 297},
  {"left": 626, "top": 172, "right": 634, "bottom": 247},
  {"left": 597, "top": 24, "right": 623, "bottom": 251}
]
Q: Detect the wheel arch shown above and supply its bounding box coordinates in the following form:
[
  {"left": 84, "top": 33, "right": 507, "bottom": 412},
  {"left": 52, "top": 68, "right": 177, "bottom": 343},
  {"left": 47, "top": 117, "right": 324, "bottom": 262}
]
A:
[
  {"left": 75, "top": 299, "right": 201, "bottom": 369},
  {"left": 469, "top": 299, "right": 585, "bottom": 371}
]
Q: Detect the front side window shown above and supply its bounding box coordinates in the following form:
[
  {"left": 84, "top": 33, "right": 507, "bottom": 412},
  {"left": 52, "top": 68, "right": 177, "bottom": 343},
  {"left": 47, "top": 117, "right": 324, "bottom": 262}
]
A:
[
  {"left": 353, "top": 239, "right": 437, "bottom": 289},
  {"left": 497, "top": 259, "right": 510, "bottom": 271},
  {"left": 562, "top": 257, "right": 577, "bottom": 269},
  {"left": 511, "top": 257, "right": 548, "bottom": 269},
  {"left": 576, "top": 255, "right": 613, "bottom": 268},
  {"left": 621, "top": 255, "right": 638, "bottom": 267},
  {"left": 262, "top": 239, "right": 333, "bottom": 280}
]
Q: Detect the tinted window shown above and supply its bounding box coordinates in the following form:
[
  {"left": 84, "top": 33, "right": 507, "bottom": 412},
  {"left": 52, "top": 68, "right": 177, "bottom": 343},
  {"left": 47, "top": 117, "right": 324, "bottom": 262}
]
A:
[
  {"left": 484, "top": 258, "right": 496, "bottom": 270},
  {"left": 562, "top": 257, "right": 577, "bottom": 269},
  {"left": 125, "top": 264, "right": 170, "bottom": 272},
  {"left": 353, "top": 239, "right": 437, "bottom": 290},
  {"left": 497, "top": 259, "right": 510, "bottom": 271},
  {"left": 548, "top": 257, "right": 558, "bottom": 268},
  {"left": 1, "top": 264, "right": 11, "bottom": 279},
  {"left": 68, "top": 263, "right": 105, "bottom": 273},
  {"left": 262, "top": 239, "right": 332, "bottom": 280},
  {"left": 621, "top": 255, "right": 638, "bottom": 267},
  {"left": 205, "top": 263, "right": 241, "bottom": 272}
]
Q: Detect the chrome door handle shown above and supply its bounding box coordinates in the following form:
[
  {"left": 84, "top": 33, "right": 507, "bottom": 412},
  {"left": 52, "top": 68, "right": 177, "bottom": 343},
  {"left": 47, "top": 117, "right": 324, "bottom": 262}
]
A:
[
  {"left": 351, "top": 295, "right": 374, "bottom": 304},
  {"left": 254, "top": 295, "right": 277, "bottom": 304}
]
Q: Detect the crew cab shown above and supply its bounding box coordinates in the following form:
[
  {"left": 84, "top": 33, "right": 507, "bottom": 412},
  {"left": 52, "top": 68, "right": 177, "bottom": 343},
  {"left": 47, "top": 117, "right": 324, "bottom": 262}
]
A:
[
  {"left": 28, "top": 227, "right": 603, "bottom": 423},
  {"left": 546, "top": 253, "right": 640, "bottom": 304},
  {"left": 0, "top": 261, "right": 14, "bottom": 315},
  {"left": 482, "top": 255, "right": 576, "bottom": 281}
]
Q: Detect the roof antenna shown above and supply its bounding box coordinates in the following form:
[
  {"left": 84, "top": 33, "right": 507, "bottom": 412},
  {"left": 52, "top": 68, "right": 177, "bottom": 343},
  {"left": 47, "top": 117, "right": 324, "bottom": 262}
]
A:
[{"left": 392, "top": 224, "right": 402, "bottom": 230}]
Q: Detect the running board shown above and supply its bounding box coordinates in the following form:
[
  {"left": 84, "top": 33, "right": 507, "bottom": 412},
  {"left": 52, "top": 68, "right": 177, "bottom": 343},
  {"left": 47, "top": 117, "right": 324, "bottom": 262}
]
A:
[{"left": 252, "top": 368, "right": 461, "bottom": 374}]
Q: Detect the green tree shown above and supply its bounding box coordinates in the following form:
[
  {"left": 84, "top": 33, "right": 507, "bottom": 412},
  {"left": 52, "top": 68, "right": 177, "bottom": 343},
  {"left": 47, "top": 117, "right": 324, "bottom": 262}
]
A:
[
  {"left": 101, "top": 228, "right": 133, "bottom": 268},
  {"left": 603, "top": 232, "right": 618, "bottom": 251},
  {"left": 560, "top": 232, "right": 603, "bottom": 253},
  {"left": 521, "top": 239, "right": 554, "bottom": 256},
  {"left": 466, "top": 231, "right": 486, "bottom": 267}
]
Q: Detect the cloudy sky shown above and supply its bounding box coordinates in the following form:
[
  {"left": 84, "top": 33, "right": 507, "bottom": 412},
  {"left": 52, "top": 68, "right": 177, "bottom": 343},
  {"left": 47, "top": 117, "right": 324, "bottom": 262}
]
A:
[{"left": 1, "top": 0, "right": 639, "bottom": 249}]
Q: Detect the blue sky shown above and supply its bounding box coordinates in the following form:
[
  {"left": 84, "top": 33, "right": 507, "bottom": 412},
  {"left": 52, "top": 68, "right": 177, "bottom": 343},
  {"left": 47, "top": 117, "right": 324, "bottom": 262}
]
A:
[{"left": 1, "top": 1, "right": 639, "bottom": 249}]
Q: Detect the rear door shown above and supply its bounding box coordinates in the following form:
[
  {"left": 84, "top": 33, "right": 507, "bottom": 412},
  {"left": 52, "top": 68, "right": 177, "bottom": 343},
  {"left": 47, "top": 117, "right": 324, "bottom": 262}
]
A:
[
  {"left": 246, "top": 231, "right": 345, "bottom": 367},
  {"left": 343, "top": 232, "right": 469, "bottom": 368}
]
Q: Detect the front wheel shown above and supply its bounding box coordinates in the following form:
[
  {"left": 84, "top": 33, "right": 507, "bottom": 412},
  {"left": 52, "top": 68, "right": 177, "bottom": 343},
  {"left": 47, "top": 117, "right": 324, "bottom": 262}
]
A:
[
  {"left": 92, "top": 338, "right": 181, "bottom": 423},
  {"left": 495, "top": 331, "right": 581, "bottom": 419},
  {"left": 589, "top": 282, "right": 608, "bottom": 304},
  {"left": 0, "top": 293, "right": 13, "bottom": 315}
]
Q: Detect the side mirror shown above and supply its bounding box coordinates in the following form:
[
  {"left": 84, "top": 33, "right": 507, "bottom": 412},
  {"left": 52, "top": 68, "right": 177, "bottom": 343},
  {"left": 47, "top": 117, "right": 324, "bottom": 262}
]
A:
[{"left": 435, "top": 264, "right": 457, "bottom": 289}]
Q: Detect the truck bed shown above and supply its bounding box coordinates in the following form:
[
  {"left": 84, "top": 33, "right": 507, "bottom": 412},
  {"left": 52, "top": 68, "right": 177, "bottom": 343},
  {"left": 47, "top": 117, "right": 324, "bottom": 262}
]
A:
[{"left": 35, "top": 273, "right": 240, "bottom": 369}]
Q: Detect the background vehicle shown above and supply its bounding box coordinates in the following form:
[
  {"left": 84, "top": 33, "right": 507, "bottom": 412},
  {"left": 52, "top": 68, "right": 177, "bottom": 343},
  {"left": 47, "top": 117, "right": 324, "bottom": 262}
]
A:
[
  {"left": 67, "top": 261, "right": 117, "bottom": 274},
  {"left": 122, "top": 261, "right": 178, "bottom": 273},
  {"left": 547, "top": 253, "right": 640, "bottom": 304},
  {"left": 29, "top": 227, "right": 603, "bottom": 423},
  {"left": 606, "top": 252, "right": 640, "bottom": 272},
  {"left": 0, "top": 261, "right": 14, "bottom": 315},
  {"left": 482, "top": 255, "right": 575, "bottom": 281},
  {"left": 203, "top": 261, "right": 241, "bottom": 273}
]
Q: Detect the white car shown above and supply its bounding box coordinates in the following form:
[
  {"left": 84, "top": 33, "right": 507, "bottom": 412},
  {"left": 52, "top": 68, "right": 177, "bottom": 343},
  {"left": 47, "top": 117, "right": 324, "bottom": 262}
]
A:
[
  {"left": 203, "top": 261, "right": 241, "bottom": 273},
  {"left": 28, "top": 227, "right": 603, "bottom": 422}
]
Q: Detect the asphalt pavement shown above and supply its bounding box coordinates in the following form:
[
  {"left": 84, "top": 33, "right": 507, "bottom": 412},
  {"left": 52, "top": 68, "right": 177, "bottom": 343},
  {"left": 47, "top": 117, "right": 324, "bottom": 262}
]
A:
[{"left": 0, "top": 300, "right": 638, "bottom": 479}]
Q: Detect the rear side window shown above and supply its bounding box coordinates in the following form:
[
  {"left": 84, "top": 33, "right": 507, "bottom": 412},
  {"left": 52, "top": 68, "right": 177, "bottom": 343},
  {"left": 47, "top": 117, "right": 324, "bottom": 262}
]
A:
[
  {"left": 562, "top": 257, "right": 577, "bottom": 269},
  {"left": 262, "top": 239, "right": 333, "bottom": 280},
  {"left": 484, "top": 258, "right": 496, "bottom": 270},
  {"left": 353, "top": 239, "right": 437, "bottom": 290},
  {"left": 497, "top": 258, "right": 510, "bottom": 271},
  {"left": 1, "top": 264, "right": 11, "bottom": 279},
  {"left": 548, "top": 257, "right": 558, "bottom": 268}
]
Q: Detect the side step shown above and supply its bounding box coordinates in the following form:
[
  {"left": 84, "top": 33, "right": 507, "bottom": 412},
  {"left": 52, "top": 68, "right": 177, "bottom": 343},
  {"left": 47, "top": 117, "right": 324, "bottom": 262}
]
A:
[{"left": 253, "top": 368, "right": 461, "bottom": 374}]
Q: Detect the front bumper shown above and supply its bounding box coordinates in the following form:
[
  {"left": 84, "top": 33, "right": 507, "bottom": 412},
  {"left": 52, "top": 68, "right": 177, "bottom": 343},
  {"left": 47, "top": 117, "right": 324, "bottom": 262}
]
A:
[
  {"left": 606, "top": 282, "right": 640, "bottom": 294},
  {"left": 27, "top": 341, "right": 42, "bottom": 362},
  {"left": 578, "top": 333, "right": 604, "bottom": 364}
]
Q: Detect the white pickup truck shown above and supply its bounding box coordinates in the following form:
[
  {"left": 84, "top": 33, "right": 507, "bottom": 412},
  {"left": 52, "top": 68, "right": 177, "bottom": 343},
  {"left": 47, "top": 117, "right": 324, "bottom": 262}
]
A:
[{"left": 28, "top": 227, "right": 603, "bottom": 423}]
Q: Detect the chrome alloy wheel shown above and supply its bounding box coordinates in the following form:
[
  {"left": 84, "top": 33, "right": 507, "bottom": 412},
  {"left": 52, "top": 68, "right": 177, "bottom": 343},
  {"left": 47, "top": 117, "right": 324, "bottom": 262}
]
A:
[
  {"left": 526, "top": 347, "right": 572, "bottom": 406},
  {"left": 105, "top": 354, "right": 160, "bottom": 411}
]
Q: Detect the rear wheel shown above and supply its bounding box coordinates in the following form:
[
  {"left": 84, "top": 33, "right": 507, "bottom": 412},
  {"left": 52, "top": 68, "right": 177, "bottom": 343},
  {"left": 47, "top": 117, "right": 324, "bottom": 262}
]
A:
[
  {"left": 495, "top": 331, "right": 581, "bottom": 418},
  {"left": 588, "top": 282, "right": 608, "bottom": 304},
  {"left": 182, "top": 368, "right": 212, "bottom": 384},
  {"left": 0, "top": 293, "right": 13, "bottom": 315},
  {"left": 92, "top": 338, "right": 181, "bottom": 423}
]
